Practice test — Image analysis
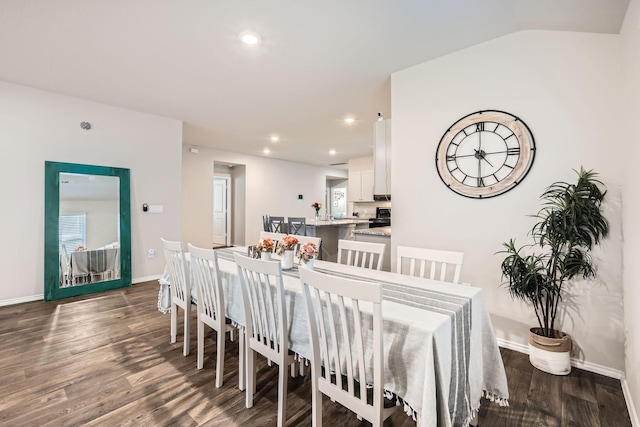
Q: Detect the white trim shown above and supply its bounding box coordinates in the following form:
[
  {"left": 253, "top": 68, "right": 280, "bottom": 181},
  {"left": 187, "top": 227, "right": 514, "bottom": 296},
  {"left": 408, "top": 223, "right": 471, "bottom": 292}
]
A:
[
  {"left": 496, "top": 337, "right": 625, "bottom": 379},
  {"left": 0, "top": 294, "right": 44, "bottom": 307},
  {"left": 0, "top": 277, "right": 159, "bottom": 307},
  {"left": 622, "top": 378, "right": 640, "bottom": 427},
  {"left": 133, "top": 274, "right": 161, "bottom": 284}
]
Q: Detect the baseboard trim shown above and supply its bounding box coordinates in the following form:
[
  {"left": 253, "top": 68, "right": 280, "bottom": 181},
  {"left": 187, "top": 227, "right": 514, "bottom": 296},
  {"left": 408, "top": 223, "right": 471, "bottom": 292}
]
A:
[
  {"left": 133, "top": 274, "right": 161, "bottom": 284},
  {"left": 0, "top": 294, "right": 44, "bottom": 307},
  {"left": 621, "top": 378, "right": 640, "bottom": 427},
  {"left": 496, "top": 338, "right": 625, "bottom": 379},
  {"left": 0, "top": 276, "right": 160, "bottom": 307}
]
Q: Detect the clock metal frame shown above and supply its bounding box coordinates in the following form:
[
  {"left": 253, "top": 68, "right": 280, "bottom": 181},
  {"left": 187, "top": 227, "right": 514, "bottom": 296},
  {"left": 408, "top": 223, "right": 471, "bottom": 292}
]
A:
[{"left": 435, "top": 110, "right": 536, "bottom": 199}]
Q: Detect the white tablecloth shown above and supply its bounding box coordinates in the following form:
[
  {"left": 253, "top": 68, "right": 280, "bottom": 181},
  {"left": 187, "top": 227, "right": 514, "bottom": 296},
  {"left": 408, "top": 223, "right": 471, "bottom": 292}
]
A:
[{"left": 159, "top": 247, "right": 508, "bottom": 427}]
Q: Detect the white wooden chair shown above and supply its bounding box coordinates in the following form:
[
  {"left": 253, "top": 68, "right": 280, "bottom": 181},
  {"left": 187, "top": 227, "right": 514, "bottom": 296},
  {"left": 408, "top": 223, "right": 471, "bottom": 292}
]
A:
[
  {"left": 299, "top": 268, "right": 398, "bottom": 426},
  {"left": 188, "top": 244, "right": 244, "bottom": 389},
  {"left": 161, "top": 238, "right": 192, "bottom": 356},
  {"left": 337, "top": 239, "right": 385, "bottom": 271},
  {"left": 259, "top": 231, "right": 286, "bottom": 243},
  {"left": 233, "top": 253, "right": 296, "bottom": 427},
  {"left": 396, "top": 245, "right": 464, "bottom": 284}
]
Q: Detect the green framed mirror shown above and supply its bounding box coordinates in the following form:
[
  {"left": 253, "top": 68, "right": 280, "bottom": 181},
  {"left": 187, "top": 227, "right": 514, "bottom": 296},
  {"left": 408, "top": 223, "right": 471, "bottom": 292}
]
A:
[{"left": 44, "top": 161, "right": 131, "bottom": 301}]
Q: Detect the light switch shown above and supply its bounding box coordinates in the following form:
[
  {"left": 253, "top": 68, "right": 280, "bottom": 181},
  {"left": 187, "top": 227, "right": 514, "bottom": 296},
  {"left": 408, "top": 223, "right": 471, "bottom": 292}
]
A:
[{"left": 149, "top": 205, "right": 164, "bottom": 214}]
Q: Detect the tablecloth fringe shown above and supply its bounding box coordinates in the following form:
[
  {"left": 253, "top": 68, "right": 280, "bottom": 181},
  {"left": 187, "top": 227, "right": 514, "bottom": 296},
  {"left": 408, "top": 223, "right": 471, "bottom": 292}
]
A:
[
  {"left": 384, "top": 390, "right": 417, "bottom": 421},
  {"left": 481, "top": 389, "right": 509, "bottom": 406}
]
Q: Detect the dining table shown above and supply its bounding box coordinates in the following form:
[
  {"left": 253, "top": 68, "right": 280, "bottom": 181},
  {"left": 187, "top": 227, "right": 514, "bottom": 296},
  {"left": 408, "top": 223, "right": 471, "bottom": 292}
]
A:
[{"left": 158, "top": 246, "right": 509, "bottom": 427}]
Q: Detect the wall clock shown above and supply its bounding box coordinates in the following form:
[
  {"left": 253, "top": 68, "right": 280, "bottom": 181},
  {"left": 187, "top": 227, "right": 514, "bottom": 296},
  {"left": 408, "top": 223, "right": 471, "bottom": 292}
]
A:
[{"left": 435, "top": 110, "right": 536, "bottom": 199}]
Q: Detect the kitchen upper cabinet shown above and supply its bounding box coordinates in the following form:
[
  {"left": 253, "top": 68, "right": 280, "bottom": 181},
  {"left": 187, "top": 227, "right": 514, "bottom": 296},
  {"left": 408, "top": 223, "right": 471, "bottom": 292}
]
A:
[{"left": 349, "top": 170, "right": 374, "bottom": 202}]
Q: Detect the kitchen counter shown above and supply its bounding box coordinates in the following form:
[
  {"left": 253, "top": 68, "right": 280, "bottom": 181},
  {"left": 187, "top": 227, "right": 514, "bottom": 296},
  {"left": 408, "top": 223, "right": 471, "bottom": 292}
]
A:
[
  {"left": 353, "top": 226, "right": 391, "bottom": 237},
  {"left": 307, "top": 218, "right": 370, "bottom": 226}
]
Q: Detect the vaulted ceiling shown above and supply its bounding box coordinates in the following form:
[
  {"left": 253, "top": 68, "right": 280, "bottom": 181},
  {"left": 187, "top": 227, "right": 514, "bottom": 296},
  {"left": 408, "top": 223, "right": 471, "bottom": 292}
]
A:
[{"left": 0, "top": 0, "right": 630, "bottom": 167}]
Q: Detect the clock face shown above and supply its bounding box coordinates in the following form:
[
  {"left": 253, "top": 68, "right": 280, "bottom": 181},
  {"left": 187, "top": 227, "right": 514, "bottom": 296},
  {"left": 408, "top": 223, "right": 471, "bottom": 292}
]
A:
[{"left": 435, "top": 110, "right": 536, "bottom": 199}]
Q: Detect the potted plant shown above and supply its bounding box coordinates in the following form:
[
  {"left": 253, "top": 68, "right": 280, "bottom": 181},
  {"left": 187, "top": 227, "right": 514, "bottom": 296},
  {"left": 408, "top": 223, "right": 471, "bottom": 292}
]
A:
[
  {"left": 500, "top": 167, "right": 609, "bottom": 375},
  {"left": 277, "top": 235, "right": 299, "bottom": 270}
]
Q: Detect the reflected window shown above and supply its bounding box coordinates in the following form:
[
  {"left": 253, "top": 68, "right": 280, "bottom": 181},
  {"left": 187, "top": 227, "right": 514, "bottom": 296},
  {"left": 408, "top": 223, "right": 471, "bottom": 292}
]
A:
[{"left": 59, "top": 213, "right": 86, "bottom": 252}]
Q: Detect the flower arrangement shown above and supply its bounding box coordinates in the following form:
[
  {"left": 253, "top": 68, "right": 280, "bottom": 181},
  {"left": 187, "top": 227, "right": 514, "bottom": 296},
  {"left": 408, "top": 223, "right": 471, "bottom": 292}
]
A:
[
  {"left": 311, "top": 202, "right": 322, "bottom": 215},
  {"left": 277, "top": 235, "right": 299, "bottom": 255},
  {"left": 298, "top": 242, "right": 318, "bottom": 263},
  {"left": 256, "top": 237, "right": 275, "bottom": 253}
]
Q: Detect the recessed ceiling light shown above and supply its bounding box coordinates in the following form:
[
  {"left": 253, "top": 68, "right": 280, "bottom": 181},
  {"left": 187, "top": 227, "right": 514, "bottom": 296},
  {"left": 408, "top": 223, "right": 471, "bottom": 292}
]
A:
[
  {"left": 240, "top": 31, "right": 261, "bottom": 45},
  {"left": 263, "top": 148, "right": 271, "bottom": 154},
  {"left": 329, "top": 149, "right": 337, "bottom": 155},
  {"left": 270, "top": 135, "right": 279, "bottom": 142},
  {"left": 344, "top": 117, "right": 355, "bottom": 124}
]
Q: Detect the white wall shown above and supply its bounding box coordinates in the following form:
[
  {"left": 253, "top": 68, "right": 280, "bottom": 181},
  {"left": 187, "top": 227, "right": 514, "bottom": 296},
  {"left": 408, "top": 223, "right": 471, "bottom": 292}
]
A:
[
  {"left": 621, "top": 0, "right": 640, "bottom": 421},
  {"left": 181, "top": 145, "right": 347, "bottom": 250},
  {"left": 0, "top": 81, "right": 182, "bottom": 303},
  {"left": 391, "top": 31, "right": 625, "bottom": 372}
]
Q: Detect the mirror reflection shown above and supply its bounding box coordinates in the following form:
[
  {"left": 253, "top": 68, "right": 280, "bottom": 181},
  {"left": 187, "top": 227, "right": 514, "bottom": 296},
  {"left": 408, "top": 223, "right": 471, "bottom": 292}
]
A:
[{"left": 58, "top": 173, "right": 121, "bottom": 287}]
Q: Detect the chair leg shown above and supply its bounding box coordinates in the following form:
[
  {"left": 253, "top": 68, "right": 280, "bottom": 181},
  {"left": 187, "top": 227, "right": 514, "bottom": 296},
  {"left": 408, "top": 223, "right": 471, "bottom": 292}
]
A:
[
  {"left": 299, "top": 358, "right": 305, "bottom": 376},
  {"left": 216, "top": 327, "right": 226, "bottom": 388},
  {"left": 311, "top": 373, "right": 322, "bottom": 427},
  {"left": 277, "top": 363, "right": 288, "bottom": 427},
  {"left": 183, "top": 307, "right": 191, "bottom": 356},
  {"left": 290, "top": 360, "right": 297, "bottom": 378},
  {"left": 170, "top": 303, "right": 177, "bottom": 344},
  {"left": 238, "top": 330, "right": 245, "bottom": 391},
  {"left": 197, "top": 319, "right": 204, "bottom": 369},
  {"left": 246, "top": 348, "right": 256, "bottom": 408}
]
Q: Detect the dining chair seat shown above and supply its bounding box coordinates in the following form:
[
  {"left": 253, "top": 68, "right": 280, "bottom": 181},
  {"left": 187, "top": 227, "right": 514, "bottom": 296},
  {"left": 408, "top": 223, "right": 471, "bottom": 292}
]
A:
[
  {"left": 337, "top": 239, "right": 385, "bottom": 270},
  {"left": 161, "top": 238, "right": 192, "bottom": 356},
  {"left": 396, "top": 245, "right": 464, "bottom": 284}
]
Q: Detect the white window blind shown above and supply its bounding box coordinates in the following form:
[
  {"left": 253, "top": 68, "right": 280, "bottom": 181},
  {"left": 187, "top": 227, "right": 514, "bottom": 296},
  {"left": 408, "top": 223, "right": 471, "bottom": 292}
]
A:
[{"left": 59, "top": 213, "right": 86, "bottom": 252}]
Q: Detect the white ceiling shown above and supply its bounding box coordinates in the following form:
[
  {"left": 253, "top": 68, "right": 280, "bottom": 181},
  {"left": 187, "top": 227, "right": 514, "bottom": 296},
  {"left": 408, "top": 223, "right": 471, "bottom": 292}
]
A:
[{"left": 0, "top": 0, "right": 630, "bottom": 167}]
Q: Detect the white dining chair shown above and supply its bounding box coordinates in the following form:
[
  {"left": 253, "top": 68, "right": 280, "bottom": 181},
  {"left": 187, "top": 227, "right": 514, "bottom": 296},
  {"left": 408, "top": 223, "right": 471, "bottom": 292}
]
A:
[
  {"left": 161, "top": 238, "right": 192, "bottom": 356},
  {"left": 233, "top": 252, "right": 296, "bottom": 427},
  {"left": 188, "top": 244, "right": 244, "bottom": 389},
  {"left": 337, "top": 239, "right": 385, "bottom": 271},
  {"left": 259, "top": 231, "right": 286, "bottom": 244},
  {"left": 396, "top": 245, "right": 464, "bottom": 284},
  {"left": 299, "top": 267, "right": 398, "bottom": 426}
]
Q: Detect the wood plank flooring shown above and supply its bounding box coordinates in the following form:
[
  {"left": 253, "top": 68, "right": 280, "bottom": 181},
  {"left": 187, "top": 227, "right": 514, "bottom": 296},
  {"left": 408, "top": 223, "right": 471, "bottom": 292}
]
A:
[{"left": 0, "top": 282, "right": 632, "bottom": 426}]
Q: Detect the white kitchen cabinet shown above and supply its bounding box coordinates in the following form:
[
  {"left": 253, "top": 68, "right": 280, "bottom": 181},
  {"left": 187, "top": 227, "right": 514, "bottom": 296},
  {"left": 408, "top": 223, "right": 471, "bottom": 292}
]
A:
[{"left": 349, "top": 170, "right": 374, "bottom": 202}]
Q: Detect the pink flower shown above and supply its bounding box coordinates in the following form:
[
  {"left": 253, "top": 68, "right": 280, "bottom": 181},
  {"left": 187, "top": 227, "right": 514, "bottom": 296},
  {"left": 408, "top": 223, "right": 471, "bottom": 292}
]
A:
[
  {"left": 298, "top": 242, "right": 318, "bottom": 262},
  {"left": 277, "top": 235, "right": 299, "bottom": 254}
]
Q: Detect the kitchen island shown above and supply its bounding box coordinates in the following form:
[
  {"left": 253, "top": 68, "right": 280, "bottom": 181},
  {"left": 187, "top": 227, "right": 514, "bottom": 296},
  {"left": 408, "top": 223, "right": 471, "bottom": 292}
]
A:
[
  {"left": 354, "top": 226, "right": 391, "bottom": 271},
  {"left": 304, "top": 218, "right": 370, "bottom": 262}
]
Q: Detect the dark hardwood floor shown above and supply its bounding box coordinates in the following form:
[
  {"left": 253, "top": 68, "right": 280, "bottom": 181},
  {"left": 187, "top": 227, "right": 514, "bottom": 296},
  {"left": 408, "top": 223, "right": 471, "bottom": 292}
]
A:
[{"left": 0, "top": 282, "right": 632, "bottom": 426}]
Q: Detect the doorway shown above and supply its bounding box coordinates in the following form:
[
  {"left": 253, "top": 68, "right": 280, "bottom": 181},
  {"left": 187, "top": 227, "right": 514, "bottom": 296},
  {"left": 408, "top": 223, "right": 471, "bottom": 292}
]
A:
[{"left": 213, "top": 174, "right": 231, "bottom": 247}]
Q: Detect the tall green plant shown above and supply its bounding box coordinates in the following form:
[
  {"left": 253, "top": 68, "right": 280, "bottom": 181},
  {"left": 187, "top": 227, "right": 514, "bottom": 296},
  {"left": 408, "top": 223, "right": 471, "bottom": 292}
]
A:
[{"left": 500, "top": 167, "right": 609, "bottom": 338}]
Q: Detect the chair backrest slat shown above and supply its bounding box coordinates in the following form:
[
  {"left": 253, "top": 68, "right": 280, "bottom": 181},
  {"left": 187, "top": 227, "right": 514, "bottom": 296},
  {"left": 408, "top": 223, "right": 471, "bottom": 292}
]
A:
[
  {"left": 299, "top": 268, "right": 384, "bottom": 424},
  {"left": 234, "top": 253, "right": 288, "bottom": 356},
  {"left": 396, "top": 245, "right": 464, "bottom": 284},
  {"left": 337, "top": 239, "right": 385, "bottom": 271},
  {"left": 161, "top": 238, "right": 190, "bottom": 309},
  {"left": 188, "top": 244, "right": 225, "bottom": 326},
  {"left": 287, "top": 217, "right": 307, "bottom": 236}
]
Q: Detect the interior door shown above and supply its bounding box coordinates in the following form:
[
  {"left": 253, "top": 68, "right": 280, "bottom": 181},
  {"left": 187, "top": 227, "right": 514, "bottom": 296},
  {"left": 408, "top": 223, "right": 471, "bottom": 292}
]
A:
[{"left": 213, "top": 177, "right": 229, "bottom": 246}]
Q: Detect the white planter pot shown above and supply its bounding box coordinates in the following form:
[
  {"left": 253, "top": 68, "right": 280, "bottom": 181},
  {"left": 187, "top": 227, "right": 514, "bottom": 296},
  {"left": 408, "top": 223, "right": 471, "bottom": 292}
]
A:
[
  {"left": 261, "top": 251, "right": 272, "bottom": 261},
  {"left": 281, "top": 250, "right": 294, "bottom": 270},
  {"left": 300, "top": 258, "right": 315, "bottom": 270},
  {"left": 528, "top": 327, "right": 572, "bottom": 375}
]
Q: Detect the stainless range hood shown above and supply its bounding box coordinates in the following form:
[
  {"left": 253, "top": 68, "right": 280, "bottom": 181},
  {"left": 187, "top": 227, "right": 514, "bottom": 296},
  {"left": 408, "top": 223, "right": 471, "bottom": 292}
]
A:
[{"left": 373, "top": 118, "right": 391, "bottom": 200}]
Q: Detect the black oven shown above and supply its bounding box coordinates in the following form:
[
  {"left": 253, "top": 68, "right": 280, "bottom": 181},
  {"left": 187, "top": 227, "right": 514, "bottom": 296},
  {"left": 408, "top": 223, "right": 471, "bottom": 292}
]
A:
[{"left": 369, "top": 207, "right": 391, "bottom": 228}]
